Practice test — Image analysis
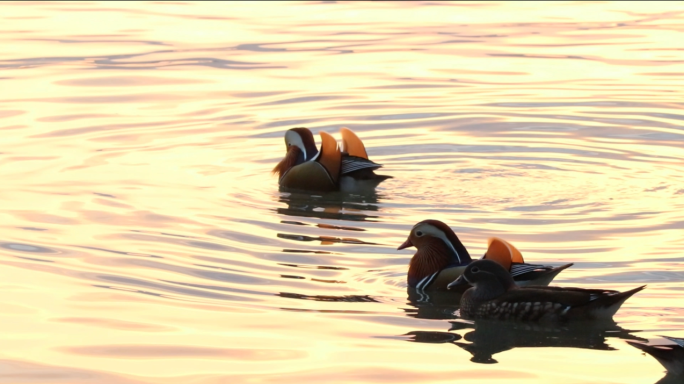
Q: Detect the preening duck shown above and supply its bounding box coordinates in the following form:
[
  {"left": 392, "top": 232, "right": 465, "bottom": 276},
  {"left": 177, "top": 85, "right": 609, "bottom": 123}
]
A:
[
  {"left": 397, "top": 220, "right": 572, "bottom": 291},
  {"left": 450, "top": 259, "right": 644, "bottom": 322},
  {"left": 273, "top": 127, "right": 391, "bottom": 192}
]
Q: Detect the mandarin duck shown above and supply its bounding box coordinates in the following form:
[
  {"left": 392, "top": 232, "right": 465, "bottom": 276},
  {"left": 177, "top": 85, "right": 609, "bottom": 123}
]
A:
[
  {"left": 273, "top": 127, "right": 391, "bottom": 192},
  {"left": 628, "top": 336, "right": 684, "bottom": 377},
  {"left": 450, "top": 259, "right": 645, "bottom": 322},
  {"left": 398, "top": 220, "right": 572, "bottom": 291}
]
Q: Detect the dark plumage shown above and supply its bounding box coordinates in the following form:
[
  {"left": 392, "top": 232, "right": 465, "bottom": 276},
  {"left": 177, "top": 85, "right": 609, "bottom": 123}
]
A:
[
  {"left": 455, "top": 259, "right": 644, "bottom": 322},
  {"left": 628, "top": 336, "right": 684, "bottom": 376}
]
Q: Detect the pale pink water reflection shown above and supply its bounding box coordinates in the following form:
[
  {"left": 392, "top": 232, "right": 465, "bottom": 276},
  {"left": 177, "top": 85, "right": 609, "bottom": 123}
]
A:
[{"left": 1, "top": 1, "right": 684, "bottom": 383}]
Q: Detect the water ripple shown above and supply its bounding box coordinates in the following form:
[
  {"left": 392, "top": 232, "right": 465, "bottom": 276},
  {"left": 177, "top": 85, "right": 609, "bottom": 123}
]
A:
[{"left": 2, "top": 1, "right": 684, "bottom": 383}]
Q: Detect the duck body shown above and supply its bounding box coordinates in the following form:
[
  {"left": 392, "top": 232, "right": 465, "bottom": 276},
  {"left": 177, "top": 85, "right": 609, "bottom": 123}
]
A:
[
  {"left": 398, "top": 220, "right": 572, "bottom": 292},
  {"left": 273, "top": 127, "right": 391, "bottom": 192},
  {"left": 454, "top": 259, "right": 644, "bottom": 322},
  {"left": 628, "top": 336, "right": 684, "bottom": 376}
]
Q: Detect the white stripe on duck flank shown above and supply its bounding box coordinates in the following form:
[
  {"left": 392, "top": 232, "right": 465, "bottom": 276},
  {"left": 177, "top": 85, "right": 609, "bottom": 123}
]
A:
[{"left": 416, "top": 271, "right": 439, "bottom": 290}]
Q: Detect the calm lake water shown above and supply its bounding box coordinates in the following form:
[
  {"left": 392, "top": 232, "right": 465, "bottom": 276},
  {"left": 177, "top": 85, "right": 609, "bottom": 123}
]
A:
[{"left": 2, "top": 1, "right": 684, "bottom": 383}]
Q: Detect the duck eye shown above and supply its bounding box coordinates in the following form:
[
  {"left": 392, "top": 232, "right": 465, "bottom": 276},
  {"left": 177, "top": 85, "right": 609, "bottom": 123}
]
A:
[
  {"left": 471, "top": 267, "right": 480, "bottom": 273},
  {"left": 416, "top": 231, "right": 423, "bottom": 237}
]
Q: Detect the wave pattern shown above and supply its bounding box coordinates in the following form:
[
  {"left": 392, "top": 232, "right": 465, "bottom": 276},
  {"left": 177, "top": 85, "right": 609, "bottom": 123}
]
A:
[{"left": 1, "top": 1, "right": 684, "bottom": 383}]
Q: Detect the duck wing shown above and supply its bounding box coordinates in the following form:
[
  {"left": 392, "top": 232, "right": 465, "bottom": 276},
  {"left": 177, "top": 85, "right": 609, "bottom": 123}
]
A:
[
  {"left": 476, "top": 285, "right": 644, "bottom": 321},
  {"left": 496, "top": 286, "right": 603, "bottom": 307},
  {"left": 340, "top": 127, "right": 369, "bottom": 159},
  {"left": 511, "top": 263, "right": 573, "bottom": 286},
  {"left": 341, "top": 155, "right": 383, "bottom": 175}
]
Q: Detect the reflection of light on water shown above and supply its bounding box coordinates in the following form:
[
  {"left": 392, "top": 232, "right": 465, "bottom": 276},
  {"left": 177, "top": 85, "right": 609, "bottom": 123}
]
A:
[{"left": 0, "top": 1, "right": 683, "bottom": 383}]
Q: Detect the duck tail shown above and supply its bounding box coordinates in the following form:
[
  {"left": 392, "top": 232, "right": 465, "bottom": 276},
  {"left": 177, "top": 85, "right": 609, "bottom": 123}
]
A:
[
  {"left": 588, "top": 285, "right": 645, "bottom": 319},
  {"left": 544, "top": 262, "right": 574, "bottom": 281},
  {"left": 514, "top": 263, "right": 574, "bottom": 287}
]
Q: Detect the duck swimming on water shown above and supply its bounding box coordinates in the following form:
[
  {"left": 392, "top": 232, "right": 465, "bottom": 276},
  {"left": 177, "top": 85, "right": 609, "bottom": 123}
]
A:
[
  {"left": 273, "top": 127, "right": 392, "bottom": 192},
  {"left": 450, "top": 259, "right": 645, "bottom": 322},
  {"left": 398, "top": 220, "right": 573, "bottom": 291}
]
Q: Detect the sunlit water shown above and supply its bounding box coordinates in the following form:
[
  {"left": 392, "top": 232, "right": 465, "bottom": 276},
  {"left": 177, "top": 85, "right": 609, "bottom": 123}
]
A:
[{"left": 2, "top": 1, "right": 684, "bottom": 383}]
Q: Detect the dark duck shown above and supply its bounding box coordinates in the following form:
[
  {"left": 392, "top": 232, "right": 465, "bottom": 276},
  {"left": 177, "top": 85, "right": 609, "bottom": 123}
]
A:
[{"left": 451, "top": 259, "right": 645, "bottom": 322}]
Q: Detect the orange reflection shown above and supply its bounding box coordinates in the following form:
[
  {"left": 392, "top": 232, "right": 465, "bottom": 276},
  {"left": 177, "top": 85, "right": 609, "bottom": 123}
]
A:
[{"left": 0, "top": 1, "right": 683, "bottom": 383}]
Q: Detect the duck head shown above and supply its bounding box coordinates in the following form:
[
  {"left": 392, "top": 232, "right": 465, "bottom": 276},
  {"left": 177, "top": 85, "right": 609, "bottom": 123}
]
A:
[
  {"left": 398, "top": 220, "right": 472, "bottom": 288},
  {"left": 448, "top": 259, "right": 516, "bottom": 299},
  {"left": 272, "top": 127, "right": 320, "bottom": 179}
]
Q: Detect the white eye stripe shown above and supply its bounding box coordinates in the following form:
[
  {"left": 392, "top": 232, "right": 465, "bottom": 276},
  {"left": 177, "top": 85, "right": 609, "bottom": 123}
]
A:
[
  {"left": 414, "top": 224, "right": 462, "bottom": 264},
  {"left": 285, "top": 131, "right": 307, "bottom": 160}
]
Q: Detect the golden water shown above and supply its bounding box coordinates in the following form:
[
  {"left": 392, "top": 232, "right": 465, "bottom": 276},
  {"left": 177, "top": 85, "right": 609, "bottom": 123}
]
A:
[{"left": 2, "top": 1, "right": 684, "bottom": 383}]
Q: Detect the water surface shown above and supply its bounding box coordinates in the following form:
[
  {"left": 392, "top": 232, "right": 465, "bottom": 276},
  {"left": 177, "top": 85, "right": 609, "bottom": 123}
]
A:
[{"left": 1, "top": 1, "right": 684, "bottom": 383}]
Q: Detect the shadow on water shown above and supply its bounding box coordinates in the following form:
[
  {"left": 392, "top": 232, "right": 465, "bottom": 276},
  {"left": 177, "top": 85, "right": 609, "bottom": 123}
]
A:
[
  {"left": 404, "top": 289, "right": 463, "bottom": 320},
  {"left": 275, "top": 189, "right": 384, "bottom": 222},
  {"left": 402, "top": 289, "right": 646, "bottom": 364}
]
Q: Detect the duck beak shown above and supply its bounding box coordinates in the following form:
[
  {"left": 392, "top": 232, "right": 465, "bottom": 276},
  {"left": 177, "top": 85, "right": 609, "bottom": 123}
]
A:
[
  {"left": 447, "top": 275, "right": 469, "bottom": 290},
  {"left": 397, "top": 238, "right": 413, "bottom": 250}
]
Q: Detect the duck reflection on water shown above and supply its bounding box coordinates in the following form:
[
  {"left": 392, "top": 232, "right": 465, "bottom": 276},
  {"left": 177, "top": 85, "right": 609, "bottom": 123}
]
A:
[
  {"left": 273, "top": 189, "right": 388, "bottom": 310},
  {"left": 276, "top": 190, "right": 383, "bottom": 222},
  {"left": 405, "top": 289, "right": 463, "bottom": 320},
  {"left": 407, "top": 319, "right": 645, "bottom": 365},
  {"left": 451, "top": 319, "right": 645, "bottom": 364}
]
